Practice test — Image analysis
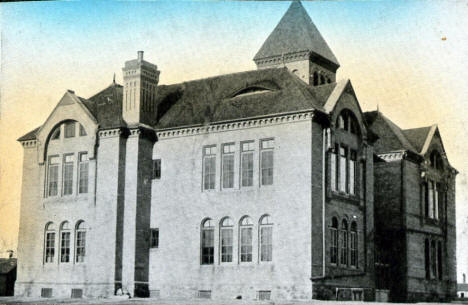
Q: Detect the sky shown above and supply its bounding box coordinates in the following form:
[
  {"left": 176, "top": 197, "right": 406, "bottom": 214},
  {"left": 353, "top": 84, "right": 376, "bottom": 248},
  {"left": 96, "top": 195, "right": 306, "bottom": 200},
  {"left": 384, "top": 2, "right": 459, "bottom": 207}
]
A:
[{"left": 0, "top": 0, "right": 467, "bottom": 279}]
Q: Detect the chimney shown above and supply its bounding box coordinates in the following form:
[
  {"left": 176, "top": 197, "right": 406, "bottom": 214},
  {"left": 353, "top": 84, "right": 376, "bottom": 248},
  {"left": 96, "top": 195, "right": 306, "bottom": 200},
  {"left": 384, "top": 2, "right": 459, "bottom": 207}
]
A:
[{"left": 138, "top": 51, "right": 144, "bottom": 62}]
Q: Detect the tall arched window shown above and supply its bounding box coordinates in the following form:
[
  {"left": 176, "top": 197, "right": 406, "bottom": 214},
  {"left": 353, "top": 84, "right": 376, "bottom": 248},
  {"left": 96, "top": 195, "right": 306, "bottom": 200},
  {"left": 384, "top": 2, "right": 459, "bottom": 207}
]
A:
[
  {"left": 220, "top": 217, "right": 233, "bottom": 263},
  {"left": 350, "top": 221, "right": 358, "bottom": 267},
  {"left": 431, "top": 240, "right": 437, "bottom": 278},
  {"left": 340, "top": 219, "right": 349, "bottom": 266},
  {"left": 313, "top": 72, "right": 319, "bottom": 86},
  {"left": 259, "top": 215, "right": 273, "bottom": 262},
  {"left": 44, "top": 222, "right": 56, "bottom": 263},
  {"left": 430, "top": 150, "right": 444, "bottom": 171},
  {"left": 337, "top": 110, "right": 359, "bottom": 135},
  {"left": 60, "top": 221, "right": 71, "bottom": 263},
  {"left": 75, "top": 221, "right": 87, "bottom": 263},
  {"left": 201, "top": 218, "right": 214, "bottom": 265},
  {"left": 330, "top": 217, "right": 338, "bottom": 264},
  {"left": 320, "top": 74, "right": 325, "bottom": 85},
  {"left": 239, "top": 216, "right": 253, "bottom": 262}
]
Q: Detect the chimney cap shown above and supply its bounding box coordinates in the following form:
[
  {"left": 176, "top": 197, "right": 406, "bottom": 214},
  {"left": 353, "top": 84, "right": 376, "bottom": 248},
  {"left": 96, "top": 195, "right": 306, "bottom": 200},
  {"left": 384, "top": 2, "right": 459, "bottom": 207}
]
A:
[{"left": 137, "top": 51, "right": 144, "bottom": 61}]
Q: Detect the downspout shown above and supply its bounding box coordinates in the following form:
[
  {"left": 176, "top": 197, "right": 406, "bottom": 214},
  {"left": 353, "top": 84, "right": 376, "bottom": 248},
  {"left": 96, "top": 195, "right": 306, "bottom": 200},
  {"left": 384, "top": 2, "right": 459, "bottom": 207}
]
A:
[{"left": 322, "top": 128, "right": 327, "bottom": 277}]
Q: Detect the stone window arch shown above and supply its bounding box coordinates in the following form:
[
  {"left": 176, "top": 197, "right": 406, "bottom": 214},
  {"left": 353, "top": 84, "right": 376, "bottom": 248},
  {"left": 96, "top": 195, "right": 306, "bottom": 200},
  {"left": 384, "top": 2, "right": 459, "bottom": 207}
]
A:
[
  {"left": 220, "top": 217, "right": 234, "bottom": 263},
  {"left": 201, "top": 218, "right": 214, "bottom": 265},
  {"left": 259, "top": 214, "right": 273, "bottom": 262},
  {"left": 239, "top": 216, "right": 253, "bottom": 262}
]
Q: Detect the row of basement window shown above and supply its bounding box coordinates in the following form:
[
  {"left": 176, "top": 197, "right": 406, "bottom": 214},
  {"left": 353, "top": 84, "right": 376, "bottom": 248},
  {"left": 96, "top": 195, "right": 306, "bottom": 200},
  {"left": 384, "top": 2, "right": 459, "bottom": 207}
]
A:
[
  {"left": 200, "top": 215, "right": 273, "bottom": 265},
  {"left": 46, "top": 152, "right": 89, "bottom": 197},
  {"left": 43, "top": 221, "right": 87, "bottom": 264},
  {"left": 203, "top": 139, "right": 274, "bottom": 190}
]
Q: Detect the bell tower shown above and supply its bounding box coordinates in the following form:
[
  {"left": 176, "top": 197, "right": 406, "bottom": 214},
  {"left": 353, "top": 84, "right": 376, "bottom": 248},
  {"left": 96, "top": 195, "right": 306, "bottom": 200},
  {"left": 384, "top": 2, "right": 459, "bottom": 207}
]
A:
[
  {"left": 122, "top": 51, "right": 160, "bottom": 125},
  {"left": 253, "top": 1, "right": 340, "bottom": 85}
]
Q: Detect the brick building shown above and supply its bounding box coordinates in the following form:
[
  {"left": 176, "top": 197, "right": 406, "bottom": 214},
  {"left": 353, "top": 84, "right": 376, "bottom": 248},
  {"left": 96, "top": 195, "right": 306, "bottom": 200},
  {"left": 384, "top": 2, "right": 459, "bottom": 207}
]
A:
[{"left": 15, "top": 1, "right": 457, "bottom": 301}]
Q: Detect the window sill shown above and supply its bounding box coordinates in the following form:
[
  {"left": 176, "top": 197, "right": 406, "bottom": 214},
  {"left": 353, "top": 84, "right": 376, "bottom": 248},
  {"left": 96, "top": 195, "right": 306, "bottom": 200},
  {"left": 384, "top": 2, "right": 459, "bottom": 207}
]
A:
[
  {"left": 43, "top": 194, "right": 91, "bottom": 205},
  {"left": 424, "top": 218, "right": 441, "bottom": 226}
]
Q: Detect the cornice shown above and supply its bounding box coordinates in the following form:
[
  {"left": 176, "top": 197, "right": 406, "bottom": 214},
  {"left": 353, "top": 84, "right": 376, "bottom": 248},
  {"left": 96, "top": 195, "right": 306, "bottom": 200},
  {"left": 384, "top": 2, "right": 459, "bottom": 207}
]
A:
[
  {"left": 20, "top": 140, "right": 38, "bottom": 148},
  {"left": 255, "top": 51, "right": 310, "bottom": 66},
  {"left": 156, "top": 111, "right": 314, "bottom": 140},
  {"left": 98, "top": 128, "right": 128, "bottom": 139}
]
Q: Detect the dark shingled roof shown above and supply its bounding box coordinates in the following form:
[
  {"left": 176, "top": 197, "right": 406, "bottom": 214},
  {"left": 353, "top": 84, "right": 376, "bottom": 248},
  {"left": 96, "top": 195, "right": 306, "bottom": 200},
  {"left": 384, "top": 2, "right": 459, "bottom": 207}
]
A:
[
  {"left": 402, "top": 126, "right": 432, "bottom": 154},
  {"left": 19, "top": 68, "right": 337, "bottom": 139},
  {"left": 0, "top": 258, "right": 16, "bottom": 274},
  {"left": 253, "top": 1, "right": 339, "bottom": 67},
  {"left": 364, "top": 111, "right": 418, "bottom": 154},
  {"left": 154, "top": 68, "right": 330, "bottom": 129},
  {"left": 17, "top": 127, "right": 41, "bottom": 141}
]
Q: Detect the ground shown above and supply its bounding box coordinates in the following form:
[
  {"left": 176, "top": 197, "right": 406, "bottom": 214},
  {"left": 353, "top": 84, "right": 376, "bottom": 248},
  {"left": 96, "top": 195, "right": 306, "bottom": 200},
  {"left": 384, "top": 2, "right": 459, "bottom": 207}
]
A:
[{"left": 0, "top": 298, "right": 467, "bottom": 305}]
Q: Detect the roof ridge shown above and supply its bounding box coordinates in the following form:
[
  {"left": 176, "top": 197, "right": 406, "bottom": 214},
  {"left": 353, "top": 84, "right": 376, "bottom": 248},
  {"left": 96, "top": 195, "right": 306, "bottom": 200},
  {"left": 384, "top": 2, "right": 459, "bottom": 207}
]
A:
[{"left": 379, "top": 112, "right": 418, "bottom": 153}]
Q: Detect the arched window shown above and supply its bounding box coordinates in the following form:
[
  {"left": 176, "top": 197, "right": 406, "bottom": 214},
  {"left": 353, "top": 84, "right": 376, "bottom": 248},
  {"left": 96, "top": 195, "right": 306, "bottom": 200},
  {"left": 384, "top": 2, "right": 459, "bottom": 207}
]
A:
[
  {"left": 60, "top": 221, "right": 71, "bottom": 263},
  {"left": 340, "top": 219, "right": 349, "bottom": 266},
  {"left": 431, "top": 240, "right": 437, "bottom": 278},
  {"left": 239, "top": 216, "right": 253, "bottom": 262},
  {"left": 44, "top": 222, "right": 56, "bottom": 263},
  {"left": 259, "top": 215, "right": 273, "bottom": 262},
  {"left": 330, "top": 217, "right": 338, "bottom": 264},
  {"left": 320, "top": 74, "right": 325, "bottom": 85},
  {"left": 201, "top": 218, "right": 214, "bottom": 265},
  {"left": 75, "top": 221, "right": 87, "bottom": 263},
  {"left": 336, "top": 110, "right": 359, "bottom": 135},
  {"left": 220, "top": 217, "right": 233, "bottom": 263},
  {"left": 313, "top": 72, "right": 319, "bottom": 86},
  {"left": 350, "top": 221, "right": 358, "bottom": 267},
  {"left": 430, "top": 150, "right": 444, "bottom": 171},
  {"left": 50, "top": 126, "right": 60, "bottom": 140}
]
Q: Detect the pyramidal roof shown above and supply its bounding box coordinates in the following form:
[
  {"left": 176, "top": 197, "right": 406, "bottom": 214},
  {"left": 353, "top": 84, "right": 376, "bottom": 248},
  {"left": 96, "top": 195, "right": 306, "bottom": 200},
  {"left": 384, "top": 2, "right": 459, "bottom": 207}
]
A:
[{"left": 254, "top": 1, "right": 339, "bottom": 67}]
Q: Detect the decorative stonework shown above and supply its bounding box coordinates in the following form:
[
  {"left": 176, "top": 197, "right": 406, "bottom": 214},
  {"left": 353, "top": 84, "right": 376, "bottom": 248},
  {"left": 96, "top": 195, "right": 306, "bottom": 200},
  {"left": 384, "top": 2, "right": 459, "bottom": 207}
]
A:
[
  {"left": 20, "top": 140, "right": 37, "bottom": 147},
  {"left": 157, "top": 111, "right": 314, "bottom": 140},
  {"left": 378, "top": 151, "right": 405, "bottom": 161},
  {"left": 255, "top": 51, "right": 310, "bottom": 66},
  {"left": 98, "top": 128, "right": 126, "bottom": 139}
]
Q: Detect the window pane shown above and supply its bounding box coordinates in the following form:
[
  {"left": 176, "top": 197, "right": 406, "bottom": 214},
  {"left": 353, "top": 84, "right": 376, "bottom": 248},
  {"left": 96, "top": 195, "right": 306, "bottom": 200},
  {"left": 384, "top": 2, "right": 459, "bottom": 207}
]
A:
[
  {"left": 428, "top": 181, "right": 434, "bottom": 219},
  {"left": 349, "top": 159, "right": 356, "bottom": 195},
  {"left": 203, "top": 155, "right": 216, "bottom": 190},
  {"left": 221, "top": 228, "right": 233, "bottom": 262},
  {"left": 434, "top": 185, "right": 439, "bottom": 220},
  {"left": 260, "top": 226, "right": 272, "bottom": 262},
  {"left": 76, "top": 231, "right": 86, "bottom": 263},
  {"left": 240, "top": 227, "right": 252, "bottom": 262},
  {"left": 261, "top": 150, "right": 273, "bottom": 186},
  {"left": 48, "top": 164, "right": 59, "bottom": 197},
  {"left": 330, "top": 228, "right": 338, "bottom": 264},
  {"left": 61, "top": 232, "right": 70, "bottom": 263},
  {"left": 63, "top": 157, "right": 74, "bottom": 195},
  {"left": 339, "top": 147, "right": 347, "bottom": 192},
  {"left": 45, "top": 232, "right": 55, "bottom": 263},
  {"left": 241, "top": 152, "right": 253, "bottom": 187},
  {"left": 340, "top": 230, "right": 348, "bottom": 266},
  {"left": 201, "top": 229, "right": 214, "bottom": 264},
  {"left": 222, "top": 154, "right": 234, "bottom": 188},
  {"left": 330, "top": 152, "right": 337, "bottom": 191},
  {"left": 64, "top": 122, "right": 75, "bottom": 138},
  {"left": 79, "top": 124, "right": 87, "bottom": 136}
]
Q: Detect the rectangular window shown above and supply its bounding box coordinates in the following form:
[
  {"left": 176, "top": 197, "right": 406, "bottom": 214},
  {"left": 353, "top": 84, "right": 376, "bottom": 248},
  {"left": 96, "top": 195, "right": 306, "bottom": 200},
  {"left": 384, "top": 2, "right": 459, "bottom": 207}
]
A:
[
  {"left": 241, "top": 141, "right": 254, "bottom": 187},
  {"left": 330, "top": 147, "right": 337, "bottom": 191},
  {"left": 71, "top": 289, "right": 83, "bottom": 299},
  {"left": 431, "top": 240, "right": 437, "bottom": 278},
  {"left": 222, "top": 143, "right": 235, "bottom": 189},
  {"left": 47, "top": 156, "right": 60, "bottom": 197},
  {"left": 425, "top": 239, "right": 430, "bottom": 279},
  {"left": 63, "top": 154, "right": 74, "bottom": 195},
  {"left": 78, "top": 153, "right": 89, "bottom": 194},
  {"left": 434, "top": 184, "right": 439, "bottom": 220},
  {"left": 45, "top": 232, "right": 55, "bottom": 263},
  {"left": 422, "top": 182, "right": 428, "bottom": 217},
  {"left": 203, "top": 146, "right": 216, "bottom": 190},
  {"left": 220, "top": 228, "right": 233, "bottom": 262},
  {"left": 350, "top": 231, "right": 357, "bottom": 267},
  {"left": 198, "top": 290, "right": 211, "bottom": 299},
  {"left": 349, "top": 150, "right": 357, "bottom": 195},
  {"left": 340, "top": 230, "right": 348, "bottom": 266},
  {"left": 75, "top": 231, "right": 86, "bottom": 263},
  {"left": 240, "top": 227, "right": 253, "bottom": 262},
  {"left": 150, "top": 228, "right": 159, "bottom": 248},
  {"left": 330, "top": 228, "right": 338, "bottom": 264},
  {"left": 64, "top": 122, "right": 75, "bottom": 138},
  {"left": 201, "top": 229, "right": 214, "bottom": 264},
  {"left": 437, "top": 241, "right": 443, "bottom": 280},
  {"left": 260, "top": 226, "right": 273, "bottom": 262},
  {"left": 41, "top": 288, "right": 53, "bottom": 298},
  {"left": 152, "top": 159, "right": 161, "bottom": 180},
  {"left": 260, "top": 139, "right": 274, "bottom": 186},
  {"left": 60, "top": 232, "right": 71, "bottom": 263},
  {"left": 339, "top": 146, "right": 347, "bottom": 192}
]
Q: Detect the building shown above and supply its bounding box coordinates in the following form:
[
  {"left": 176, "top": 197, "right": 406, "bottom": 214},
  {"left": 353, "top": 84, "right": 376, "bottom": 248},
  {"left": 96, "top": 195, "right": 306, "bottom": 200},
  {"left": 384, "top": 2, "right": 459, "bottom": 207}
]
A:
[
  {"left": 458, "top": 274, "right": 468, "bottom": 299},
  {"left": 15, "top": 1, "right": 457, "bottom": 301},
  {"left": 0, "top": 258, "right": 17, "bottom": 296},
  {"left": 365, "top": 112, "right": 458, "bottom": 302}
]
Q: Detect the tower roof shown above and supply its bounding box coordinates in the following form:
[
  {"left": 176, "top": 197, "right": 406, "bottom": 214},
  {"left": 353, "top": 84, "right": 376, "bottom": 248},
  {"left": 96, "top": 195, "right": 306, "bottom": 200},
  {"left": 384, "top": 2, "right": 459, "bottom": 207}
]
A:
[{"left": 254, "top": 1, "right": 339, "bottom": 67}]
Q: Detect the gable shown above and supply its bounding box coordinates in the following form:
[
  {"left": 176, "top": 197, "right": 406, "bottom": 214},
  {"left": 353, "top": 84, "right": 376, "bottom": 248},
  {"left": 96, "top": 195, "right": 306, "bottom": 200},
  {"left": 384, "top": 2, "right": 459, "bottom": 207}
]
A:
[{"left": 35, "top": 91, "right": 99, "bottom": 163}]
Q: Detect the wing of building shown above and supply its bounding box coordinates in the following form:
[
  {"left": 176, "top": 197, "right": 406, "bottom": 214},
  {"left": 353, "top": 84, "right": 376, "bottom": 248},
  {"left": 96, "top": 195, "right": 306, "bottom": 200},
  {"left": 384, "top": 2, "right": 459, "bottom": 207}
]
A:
[{"left": 15, "top": 1, "right": 458, "bottom": 302}]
